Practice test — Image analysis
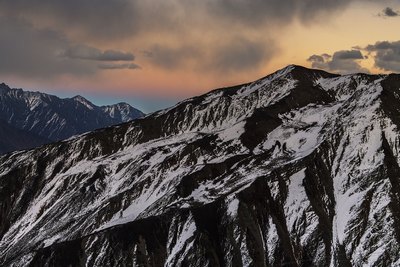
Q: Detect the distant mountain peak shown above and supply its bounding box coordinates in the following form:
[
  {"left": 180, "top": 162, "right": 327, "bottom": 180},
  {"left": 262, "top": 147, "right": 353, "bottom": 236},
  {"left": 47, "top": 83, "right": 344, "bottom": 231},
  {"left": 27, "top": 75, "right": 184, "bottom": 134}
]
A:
[
  {"left": 101, "top": 102, "right": 144, "bottom": 122},
  {"left": 72, "top": 95, "right": 96, "bottom": 110},
  {"left": 72, "top": 94, "right": 87, "bottom": 101},
  {"left": 0, "top": 83, "right": 144, "bottom": 144}
]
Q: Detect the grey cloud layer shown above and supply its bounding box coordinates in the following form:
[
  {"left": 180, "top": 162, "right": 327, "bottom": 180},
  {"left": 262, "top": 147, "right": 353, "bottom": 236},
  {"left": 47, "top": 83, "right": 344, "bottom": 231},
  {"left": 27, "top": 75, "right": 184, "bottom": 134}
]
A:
[
  {"left": 0, "top": 0, "right": 136, "bottom": 39},
  {"left": 308, "top": 40, "right": 400, "bottom": 74},
  {"left": 98, "top": 63, "right": 141, "bottom": 70},
  {"left": 61, "top": 45, "right": 134, "bottom": 61},
  {"left": 204, "top": 0, "right": 357, "bottom": 27},
  {"left": 307, "top": 50, "right": 368, "bottom": 74},
  {"left": 147, "top": 38, "right": 275, "bottom": 73},
  {"left": 212, "top": 38, "right": 276, "bottom": 73},
  {"left": 0, "top": 16, "right": 139, "bottom": 78},
  {"left": 0, "top": 0, "right": 382, "bottom": 78},
  {"left": 366, "top": 41, "right": 400, "bottom": 72},
  {"left": 0, "top": 17, "right": 96, "bottom": 77},
  {"left": 0, "top": 0, "right": 362, "bottom": 36},
  {"left": 332, "top": 50, "right": 364, "bottom": 60}
]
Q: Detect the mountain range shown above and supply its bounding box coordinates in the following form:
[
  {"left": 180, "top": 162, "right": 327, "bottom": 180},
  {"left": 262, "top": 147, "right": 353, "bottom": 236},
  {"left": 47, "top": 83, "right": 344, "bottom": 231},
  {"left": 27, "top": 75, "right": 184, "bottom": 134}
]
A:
[
  {"left": 1, "top": 65, "right": 400, "bottom": 266},
  {"left": 0, "top": 83, "right": 144, "bottom": 154}
]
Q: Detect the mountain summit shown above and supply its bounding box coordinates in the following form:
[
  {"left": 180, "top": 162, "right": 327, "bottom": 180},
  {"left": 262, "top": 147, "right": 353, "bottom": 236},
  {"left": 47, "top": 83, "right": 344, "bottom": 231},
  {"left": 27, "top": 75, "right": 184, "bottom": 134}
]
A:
[{"left": 1, "top": 65, "right": 400, "bottom": 266}]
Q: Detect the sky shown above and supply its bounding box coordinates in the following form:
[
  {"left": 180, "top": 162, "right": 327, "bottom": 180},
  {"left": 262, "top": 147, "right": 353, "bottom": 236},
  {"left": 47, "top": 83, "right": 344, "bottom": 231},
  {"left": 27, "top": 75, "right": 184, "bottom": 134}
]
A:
[{"left": 0, "top": 1, "right": 400, "bottom": 113}]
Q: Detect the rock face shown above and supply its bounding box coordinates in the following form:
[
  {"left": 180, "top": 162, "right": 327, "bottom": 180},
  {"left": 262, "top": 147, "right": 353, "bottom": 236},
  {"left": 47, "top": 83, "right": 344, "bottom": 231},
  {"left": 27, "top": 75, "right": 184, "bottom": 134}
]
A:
[
  {"left": 0, "top": 83, "right": 144, "bottom": 142},
  {"left": 1, "top": 65, "right": 400, "bottom": 266}
]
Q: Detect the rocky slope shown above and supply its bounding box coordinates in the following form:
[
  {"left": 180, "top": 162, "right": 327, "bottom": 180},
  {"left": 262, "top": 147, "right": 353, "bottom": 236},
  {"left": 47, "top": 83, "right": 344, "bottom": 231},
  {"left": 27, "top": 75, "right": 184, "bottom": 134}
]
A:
[
  {"left": 0, "top": 83, "right": 144, "bottom": 142},
  {"left": 1, "top": 65, "right": 400, "bottom": 266}
]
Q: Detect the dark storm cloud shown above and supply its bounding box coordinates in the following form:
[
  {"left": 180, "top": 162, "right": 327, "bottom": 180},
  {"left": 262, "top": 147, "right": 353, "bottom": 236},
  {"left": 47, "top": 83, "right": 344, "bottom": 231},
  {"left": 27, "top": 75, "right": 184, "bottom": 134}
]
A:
[
  {"left": 308, "top": 50, "right": 368, "bottom": 74},
  {"left": 365, "top": 41, "right": 400, "bottom": 72},
  {"left": 332, "top": 50, "right": 364, "bottom": 60},
  {"left": 379, "top": 7, "right": 399, "bottom": 17},
  {"left": 61, "top": 45, "right": 134, "bottom": 61},
  {"left": 365, "top": 41, "right": 400, "bottom": 51},
  {"left": 98, "top": 63, "right": 141, "bottom": 70}
]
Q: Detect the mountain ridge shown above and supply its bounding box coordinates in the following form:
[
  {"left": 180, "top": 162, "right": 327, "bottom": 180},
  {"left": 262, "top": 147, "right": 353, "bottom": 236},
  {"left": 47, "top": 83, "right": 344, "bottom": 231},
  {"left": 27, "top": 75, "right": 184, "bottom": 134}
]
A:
[
  {"left": 0, "top": 83, "right": 144, "bottom": 153},
  {"left": 1, "top": 65, "right": 400, "bottom": 266}
]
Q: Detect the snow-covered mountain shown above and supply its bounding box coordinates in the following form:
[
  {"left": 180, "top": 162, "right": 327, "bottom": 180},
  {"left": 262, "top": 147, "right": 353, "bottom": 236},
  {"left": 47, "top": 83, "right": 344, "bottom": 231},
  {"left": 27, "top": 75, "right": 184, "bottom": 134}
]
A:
[
  {"left": 1, "top": 65, "right": 400, "bottom": 266},
  {"left": 101, "top": 102, "right": 143, "bottom": 123},
  {"left": 0, "top": 83, "right": 144, "bottom": 152}
]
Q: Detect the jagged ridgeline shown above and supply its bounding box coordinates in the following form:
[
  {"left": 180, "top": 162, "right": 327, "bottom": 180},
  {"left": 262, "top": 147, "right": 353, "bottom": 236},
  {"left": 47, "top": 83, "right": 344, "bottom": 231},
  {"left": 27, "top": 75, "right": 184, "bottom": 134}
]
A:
[
  {"left": 0, "top": 84, "right": 144, "bottom": 154},
  {"left": 1, "top": 65, "right": 400, "bottom": 266}
]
